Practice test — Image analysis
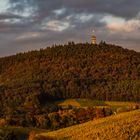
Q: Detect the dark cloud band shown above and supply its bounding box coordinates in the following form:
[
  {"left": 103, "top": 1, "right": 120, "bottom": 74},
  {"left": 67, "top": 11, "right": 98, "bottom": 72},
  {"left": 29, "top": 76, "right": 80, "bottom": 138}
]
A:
[{"left": 0, "top": 0, "right": 139, "bottom": 56}]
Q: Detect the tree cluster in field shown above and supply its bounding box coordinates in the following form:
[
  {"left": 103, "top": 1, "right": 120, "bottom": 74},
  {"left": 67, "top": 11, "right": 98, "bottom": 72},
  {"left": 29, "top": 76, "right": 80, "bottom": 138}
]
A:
[
  {"left": 0, "top": 107, "right": 112, "bottom": 130},
  {"left": 0, "top": 42, "right": 140, "bottom": 118}
]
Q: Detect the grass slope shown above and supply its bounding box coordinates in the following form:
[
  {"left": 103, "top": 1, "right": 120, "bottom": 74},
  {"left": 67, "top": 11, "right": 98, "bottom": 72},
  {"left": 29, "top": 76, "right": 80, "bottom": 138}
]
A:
[
  {"left": 56, "top": 99, "right": 138, "bottom": 111},
  {"left": 37, "top": 109, "right": 140, "bottom": 140},
  {"left": 56, "top": 99, "right": 81, "bottom": 107}
]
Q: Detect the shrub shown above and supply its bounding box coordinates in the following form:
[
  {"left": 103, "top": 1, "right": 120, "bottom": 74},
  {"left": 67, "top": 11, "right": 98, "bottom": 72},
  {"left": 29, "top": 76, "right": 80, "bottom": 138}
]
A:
[
  {"left": 0, "top": 119, "right": 7, "bottom": 127},
  {"left": 28, "top": 131, "right": 36, "bottom": 140}
]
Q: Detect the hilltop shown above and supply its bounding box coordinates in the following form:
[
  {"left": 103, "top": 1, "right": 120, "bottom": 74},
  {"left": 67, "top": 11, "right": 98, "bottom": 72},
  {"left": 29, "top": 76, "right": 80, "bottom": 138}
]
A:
[
  {"left": 0, "top": 42, "right": 140, "bottom": 116},
  {"left": 37, "top": 109, "right": 140, "bottom": 140}
]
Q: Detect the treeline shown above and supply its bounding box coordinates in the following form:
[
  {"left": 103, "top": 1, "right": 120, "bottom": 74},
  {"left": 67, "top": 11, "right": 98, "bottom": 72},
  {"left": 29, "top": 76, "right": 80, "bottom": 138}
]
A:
[
  {"left": 1, "top": 104, "right": 138, "bottom": 131},
  {"left": 0, "top": 107, "right": 112, "bottom": 130},
  {"left": 0, "top": 42, "right": 140, "bottom": 117}
]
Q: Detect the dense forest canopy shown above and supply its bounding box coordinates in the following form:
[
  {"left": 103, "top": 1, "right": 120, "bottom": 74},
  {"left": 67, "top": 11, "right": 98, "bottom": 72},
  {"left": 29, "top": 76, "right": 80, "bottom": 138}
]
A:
[{"left": 0, "top": 42, "right": 140, "bottom": 117}]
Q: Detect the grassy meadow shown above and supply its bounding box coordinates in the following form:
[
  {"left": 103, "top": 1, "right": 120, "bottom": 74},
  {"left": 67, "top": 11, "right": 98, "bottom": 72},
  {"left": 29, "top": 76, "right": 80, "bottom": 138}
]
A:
[{"left": 56, "top": 99, "right": 139, "bottom": 112}]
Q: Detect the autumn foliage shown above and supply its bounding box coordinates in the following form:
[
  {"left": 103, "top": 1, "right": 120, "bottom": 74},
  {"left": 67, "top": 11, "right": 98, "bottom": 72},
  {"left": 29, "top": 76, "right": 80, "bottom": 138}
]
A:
[{"left": 0, "top": 42, "right": 140, "bottom": 129}]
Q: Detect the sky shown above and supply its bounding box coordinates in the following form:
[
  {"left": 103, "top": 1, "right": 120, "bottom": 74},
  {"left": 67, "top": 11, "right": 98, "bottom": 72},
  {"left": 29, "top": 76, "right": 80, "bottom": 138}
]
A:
[{"left": 0, "top": 0, "right": 140, "bottom": 57}]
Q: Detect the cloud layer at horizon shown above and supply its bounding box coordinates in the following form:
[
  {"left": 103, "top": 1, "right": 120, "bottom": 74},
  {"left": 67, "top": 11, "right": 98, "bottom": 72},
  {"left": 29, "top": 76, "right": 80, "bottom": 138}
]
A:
[{"left": 0, "top": 0, "right": 140, "bottom": 57}]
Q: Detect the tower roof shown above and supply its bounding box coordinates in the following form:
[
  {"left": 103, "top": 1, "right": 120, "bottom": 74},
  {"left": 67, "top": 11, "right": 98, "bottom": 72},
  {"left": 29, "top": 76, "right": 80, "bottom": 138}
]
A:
[{"left": 91, "top": 30, "right": 96, "bottom": 44}]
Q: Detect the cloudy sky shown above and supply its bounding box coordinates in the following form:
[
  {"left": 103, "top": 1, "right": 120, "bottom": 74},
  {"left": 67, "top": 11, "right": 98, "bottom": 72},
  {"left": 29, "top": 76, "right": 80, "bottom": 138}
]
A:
[{"left": 0, "top": 0, "right": 140, "bottom": 57}]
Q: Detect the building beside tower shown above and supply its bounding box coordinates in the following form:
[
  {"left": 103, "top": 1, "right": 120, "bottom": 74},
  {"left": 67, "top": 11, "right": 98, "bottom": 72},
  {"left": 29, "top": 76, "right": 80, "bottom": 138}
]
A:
[{"left": 91, "top": 31, "right": 96, "bottom": 44}]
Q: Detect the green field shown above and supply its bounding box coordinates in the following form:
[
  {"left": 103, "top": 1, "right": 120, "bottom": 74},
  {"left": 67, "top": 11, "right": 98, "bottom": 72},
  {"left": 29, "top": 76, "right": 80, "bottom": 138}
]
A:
[
  {"left": 56, "top": 99, "right": 139, "bottom": 112},
  {"left": 37, "top": 109, "right": 140, "bottom": 140},
  {"left": 76, "top": 99, "right": 107, "bottom": 107}
]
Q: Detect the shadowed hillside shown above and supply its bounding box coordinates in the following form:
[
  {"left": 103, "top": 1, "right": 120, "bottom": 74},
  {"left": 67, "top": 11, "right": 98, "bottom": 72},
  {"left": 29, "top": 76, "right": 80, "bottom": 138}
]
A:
[{"left": 0, "top": 42, "right": 140, "bottom": 118}]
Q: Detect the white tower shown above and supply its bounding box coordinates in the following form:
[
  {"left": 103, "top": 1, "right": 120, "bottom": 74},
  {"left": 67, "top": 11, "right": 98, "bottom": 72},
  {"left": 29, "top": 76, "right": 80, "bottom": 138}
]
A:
[{"left": 91, "top": 30, "right": 96, "bottom": 44}]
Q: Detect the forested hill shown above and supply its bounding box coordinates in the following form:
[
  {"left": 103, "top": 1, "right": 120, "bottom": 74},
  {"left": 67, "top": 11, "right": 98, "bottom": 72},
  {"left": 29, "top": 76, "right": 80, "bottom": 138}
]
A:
[{"left": 0, "top": 42, "right": 140, "bottom": 115}]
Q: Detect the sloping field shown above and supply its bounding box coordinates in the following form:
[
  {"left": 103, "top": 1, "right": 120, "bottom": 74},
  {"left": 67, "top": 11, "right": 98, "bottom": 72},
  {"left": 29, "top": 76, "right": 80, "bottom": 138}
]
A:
[
  {"left": 37, "top": 109, "right": 140, "bottom": 140},
  {"left": 56, "top": 99, "right": 139, "bottom": 111},
  {"left": 105, "top": 101, "right": 138, "bottom": 107},
  {"left": 56, "top": 99, "right": 81, "bottom": 107},
  {"left": 76, "top": 99, "right": 107, "bottom": 107}
]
